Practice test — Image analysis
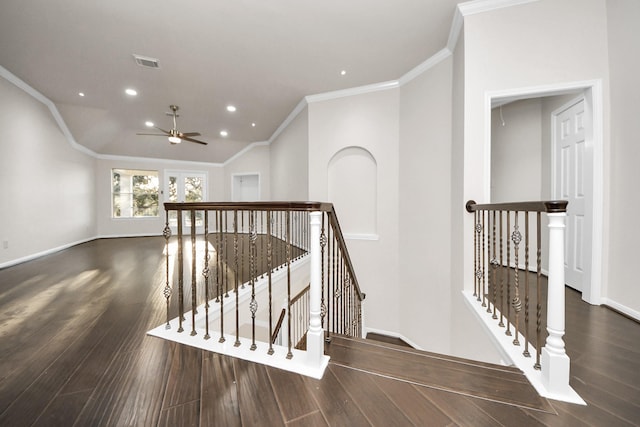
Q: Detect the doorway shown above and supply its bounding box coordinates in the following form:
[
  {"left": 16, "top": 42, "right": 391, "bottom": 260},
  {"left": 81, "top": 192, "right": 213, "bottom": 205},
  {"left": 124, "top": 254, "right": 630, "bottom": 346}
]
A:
[
  {"left": 552, "top": 98, "right": 592, "bottom": 294},
  {"left": 164, "top": 170, "right": 207, "bottom": 231},
  {"left": 486, "top": 80, "right": 603, "bottom": 305},
  {"left": 232, "top": 173, "right": 260, "bottom": 202}
]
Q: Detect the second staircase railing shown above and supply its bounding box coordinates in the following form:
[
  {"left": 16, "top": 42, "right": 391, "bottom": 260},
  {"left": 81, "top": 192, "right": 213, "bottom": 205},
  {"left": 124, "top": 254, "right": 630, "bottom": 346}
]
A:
[
  {"left": 466, "top": 200, "right": 583, "bottom": 403},
  {"left": 157, "top": 201, "right": 365, "bottom": 376}
]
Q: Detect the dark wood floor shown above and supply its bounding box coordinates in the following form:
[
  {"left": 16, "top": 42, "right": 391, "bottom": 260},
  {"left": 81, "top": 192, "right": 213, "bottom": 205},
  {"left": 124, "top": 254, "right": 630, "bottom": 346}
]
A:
[{"left": 1, "top": 237, "right": 639, "bottom": 426}]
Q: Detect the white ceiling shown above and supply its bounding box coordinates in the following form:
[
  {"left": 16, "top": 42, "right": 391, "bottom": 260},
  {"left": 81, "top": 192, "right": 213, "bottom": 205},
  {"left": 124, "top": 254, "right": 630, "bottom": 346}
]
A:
[{"left": 0, "top": 0, "right": 462, "bottom": 163}]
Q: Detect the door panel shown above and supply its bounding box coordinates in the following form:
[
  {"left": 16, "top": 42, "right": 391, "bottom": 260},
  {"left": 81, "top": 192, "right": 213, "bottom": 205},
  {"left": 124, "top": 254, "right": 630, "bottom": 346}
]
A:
[
  {"left": 165, "top": 171, "right": 207, "bottom": 231},
  {"left": 554, "top": 99, "right": 588, "bottom": 292}
]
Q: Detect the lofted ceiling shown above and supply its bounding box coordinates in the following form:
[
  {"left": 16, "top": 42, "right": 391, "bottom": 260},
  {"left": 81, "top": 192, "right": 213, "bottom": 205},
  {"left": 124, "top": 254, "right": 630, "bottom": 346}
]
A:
[{"left": 0, "top": 0, "right": 462, "bottom": 163}]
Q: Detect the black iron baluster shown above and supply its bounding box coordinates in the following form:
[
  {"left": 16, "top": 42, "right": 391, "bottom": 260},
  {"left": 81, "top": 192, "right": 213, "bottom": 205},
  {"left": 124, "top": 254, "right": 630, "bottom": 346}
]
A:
[
  {"left": 234, "top": 210, "right": 240, "bottom": 347},
  {"left": 177, "top": 209, "right": 184, "bottom": 333},
  {"left": 163, "top": 210, "right": 172, "bottom": 329},
  {"left": 286, "top": 211, "right": 293, "bottom": 359},
  {"left": 267, "top": 211, "right": 274, "bottom": 355},
  {"left": 190, "top": 210, "right": 197, "bottom": 336},
  {"left": 250, "top": 210, "right": 258, "bottom": 351},
  {"left": 505, "top": 211, "right": 512, "bottom": 337},
  {"left": 499, "top": 210, "right": 505, "bottom": 328},
  {"left": 203, "top": 210, "right": 210, "bottom": 340},
  {"left": 535, "top": 212, "right": 542, "bottom": 370},
  {"left": 512, "top": 212, "right": 522, "bottom": 346},
  {"left": 523, "top": 211, "right": 530, "bottom": 357}
]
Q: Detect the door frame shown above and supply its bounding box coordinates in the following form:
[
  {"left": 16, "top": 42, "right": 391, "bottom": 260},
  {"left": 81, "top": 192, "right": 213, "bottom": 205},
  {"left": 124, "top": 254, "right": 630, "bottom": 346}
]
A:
[
  {"left": 231, "top": 172, "right": 261, "bottom": 202},
  {"left": 551, "top": 96, "right": 590, "bottom": 295},
  {"left": 484, "top": 80, "right": 604, "bottom": 305},
  {"left": 164, "top": 169, "right": 209, "bottom": 233}
]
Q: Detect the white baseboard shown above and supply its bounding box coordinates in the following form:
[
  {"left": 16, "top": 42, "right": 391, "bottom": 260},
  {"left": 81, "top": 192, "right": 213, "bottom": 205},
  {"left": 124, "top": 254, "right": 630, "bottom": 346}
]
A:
[
  {"left": 96, "top": 233, "right": 162, "bottom": 239},
  {"left": 0, "top": 233, "right": 165, "bottom": 269},
  {"left": 0, "top": 236, "right": 97, "bottom": 269},
  {"left": 363, "top": 326, "right": 424, "bottom": 351},
  {"left": 601, "top": 298, "right": 640, "bottom": 322}
]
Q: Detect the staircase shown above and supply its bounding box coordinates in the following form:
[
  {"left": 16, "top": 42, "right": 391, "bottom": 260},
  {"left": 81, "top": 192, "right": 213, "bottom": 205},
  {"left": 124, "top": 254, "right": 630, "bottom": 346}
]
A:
[
  {"left": 196, "top": 333, "right": 555, "bottom": 426},
  {"left": 326, "top": 335, "right": 554, "bottom": 413}
]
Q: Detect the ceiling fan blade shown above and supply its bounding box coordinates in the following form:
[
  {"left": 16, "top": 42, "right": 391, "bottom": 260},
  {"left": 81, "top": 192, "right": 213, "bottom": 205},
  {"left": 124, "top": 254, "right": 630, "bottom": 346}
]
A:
[
  {"left": 153, "top": 126, "right": 171, "bottom": 135},
  {"left": 136, "top": 133, "right": 167, "bottom": 136},
  {"left": 178, "top": 132, "right": 201, "bottom": 137},
  {"left": 182, "top": 136, "right": 208, "bottom": 145}
]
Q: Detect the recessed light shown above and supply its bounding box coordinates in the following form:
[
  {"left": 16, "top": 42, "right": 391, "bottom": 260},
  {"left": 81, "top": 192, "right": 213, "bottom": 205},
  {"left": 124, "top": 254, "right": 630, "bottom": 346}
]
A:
[
  {"left": 251, "top": 122, "right": 256, "bottom": 127},
  {"left": 78, "top": 92, "right": 85, "bottom": 97},
  {"left": 220, "top": 130, "right": 228, "bottom": 137},
  {"left": 340, "top": 70, "right": 347, "bottom": 76},
  {"left": 145, "top": 121, "right": 154, "bottom": 127},
  {"left": 226, "top": 105, "right": 237, "bottom": 113},
  {"left": 125, "top": 88, "right": 138, "bottom": 96}
]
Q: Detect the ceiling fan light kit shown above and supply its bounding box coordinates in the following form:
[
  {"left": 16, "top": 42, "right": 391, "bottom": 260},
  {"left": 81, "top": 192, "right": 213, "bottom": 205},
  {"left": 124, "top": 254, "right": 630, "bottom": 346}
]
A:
[{"left": 136, "top": 105, "right": 208, "bottom": 145}]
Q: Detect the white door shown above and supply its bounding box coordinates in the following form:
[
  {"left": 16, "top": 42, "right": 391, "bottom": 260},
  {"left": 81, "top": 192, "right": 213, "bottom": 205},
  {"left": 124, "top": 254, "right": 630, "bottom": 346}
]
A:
[
  {"left": 232, "top": 174, "right": 259, "bottom": 201},
  {"left": 553, "top": 99, "right": 591, "bottom": 293},
  {"left": 164, "top": 171, "right": 207, "bottom": 231}
]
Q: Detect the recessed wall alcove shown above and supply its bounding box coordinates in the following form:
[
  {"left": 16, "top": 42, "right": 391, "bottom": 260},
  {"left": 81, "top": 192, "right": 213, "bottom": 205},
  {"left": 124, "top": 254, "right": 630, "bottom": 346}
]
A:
[{"left": 327, "top": 146, "right": 377, "bottom": 239}]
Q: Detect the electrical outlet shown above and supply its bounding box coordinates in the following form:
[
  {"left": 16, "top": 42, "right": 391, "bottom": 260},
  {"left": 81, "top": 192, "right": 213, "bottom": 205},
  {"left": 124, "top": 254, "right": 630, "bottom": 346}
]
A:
[{"left": 2, "top": 240, "right": 8, "bottom": 249}]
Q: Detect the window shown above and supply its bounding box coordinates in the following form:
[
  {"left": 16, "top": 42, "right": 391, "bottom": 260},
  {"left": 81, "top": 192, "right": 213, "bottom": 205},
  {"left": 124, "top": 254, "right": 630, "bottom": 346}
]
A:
[{"left": 112, "top": 169, "right": 159, "bottom": 218}]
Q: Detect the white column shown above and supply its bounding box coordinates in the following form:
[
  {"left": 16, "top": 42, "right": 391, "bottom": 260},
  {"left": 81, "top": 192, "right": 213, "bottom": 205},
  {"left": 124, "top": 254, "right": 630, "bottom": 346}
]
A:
[
  {"left": 307, "top": 211, "right": 324, "bottom": 367},
  {"left": 541, "top": 212, "right": 571, "bottom": 394}
]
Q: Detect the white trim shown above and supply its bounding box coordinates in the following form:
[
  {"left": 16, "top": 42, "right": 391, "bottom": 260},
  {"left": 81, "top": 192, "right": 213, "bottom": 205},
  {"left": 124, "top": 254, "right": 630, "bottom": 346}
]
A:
[
  {"left": 601, "top": 298, "right": 640, "bottom": 322},
  {"left": 231, "top": 172, "right": 261, "bottom": 202},
  {"left": 97, "top": 233, "right": 162, "bottom": 239},
  {"left": 98, "top": 152, "right": 224, "bottom": 168},
  {"left": 223, "top": 141, "right": 269, "bottom": 166},
  {"left": 0, "top": 236, "right": 96, "bottom": 269},
  {"left": 448, "top": 0, "right": 540, "bottom": 52},
  {"left": 458, "top": 0, "right": 540, "bottom": 17},
  {"left": 363, "top": 327, "right": 424, "bottom": 351},
  {"left": 447, "top": 7, "right": 464, "bottom": 52},
  {"left": 268, "top": 99, "right": 308, "bottom": 143},
  {"left": 463, "top": 290, "right": 585, "bottom": 404},
  {"left": 399, "top": 48, "right": 452, "bottom": 86},
  {"left": 485, "top": 80, "right": 605, "bottom": 306},
  {"left": 0, "top": 65, "right": 96, "bottom": 157},
  {"left": 306, "top": 80, "right": 399, "bottom": 104}
]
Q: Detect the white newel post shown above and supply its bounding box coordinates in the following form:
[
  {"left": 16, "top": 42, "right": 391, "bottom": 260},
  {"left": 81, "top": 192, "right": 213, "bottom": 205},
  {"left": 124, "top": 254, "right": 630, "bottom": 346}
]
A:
[
  {"left": 307, "top": 211, "right": 324, "bottom": 368},
  {"left": 542, "top": 211, "right": 571, "bottom": 395}
]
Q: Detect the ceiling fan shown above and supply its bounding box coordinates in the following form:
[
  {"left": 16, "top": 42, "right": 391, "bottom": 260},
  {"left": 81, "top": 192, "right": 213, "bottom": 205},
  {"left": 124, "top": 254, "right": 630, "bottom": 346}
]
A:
[{"left": 137, "top": 105, "right": 207, "bottom": 145}]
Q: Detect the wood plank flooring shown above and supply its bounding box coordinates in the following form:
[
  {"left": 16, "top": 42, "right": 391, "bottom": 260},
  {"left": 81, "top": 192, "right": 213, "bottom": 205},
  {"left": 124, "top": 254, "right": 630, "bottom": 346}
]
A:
[{"left": 1, "top": 237, "right": 639, "bottom": 426}]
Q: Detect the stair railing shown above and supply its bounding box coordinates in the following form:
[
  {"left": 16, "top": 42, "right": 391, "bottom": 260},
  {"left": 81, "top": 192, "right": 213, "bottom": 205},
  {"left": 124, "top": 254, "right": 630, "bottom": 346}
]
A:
[
  {"left": 466, "top": 200, "right": 582, "bottom": 402},
  {"left": 159, "top": 201, "right": 365, "bottom": 377}
]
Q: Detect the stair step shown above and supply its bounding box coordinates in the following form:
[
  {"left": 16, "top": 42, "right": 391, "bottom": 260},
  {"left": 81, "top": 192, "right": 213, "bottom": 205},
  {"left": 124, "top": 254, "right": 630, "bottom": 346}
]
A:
[{"left": 326, "top": 334, "right": 554, "bottom": 412}]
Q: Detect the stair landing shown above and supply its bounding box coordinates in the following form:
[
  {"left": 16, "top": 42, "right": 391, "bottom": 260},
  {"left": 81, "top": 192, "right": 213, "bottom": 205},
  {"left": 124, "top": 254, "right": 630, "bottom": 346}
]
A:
[{"left": 327, "top": 334, "right": 555, "bottom": 413}]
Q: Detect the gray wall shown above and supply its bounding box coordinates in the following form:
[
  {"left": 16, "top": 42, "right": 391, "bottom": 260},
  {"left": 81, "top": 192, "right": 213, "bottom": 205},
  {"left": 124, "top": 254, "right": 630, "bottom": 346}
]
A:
[
  {"left": 606, "top": 0, "right": 640, "bottom": 315},
  {"left": 270, "top": 107, "right": 309, "bottom": 201},
  {"left": 0, "top": 76, "right": 96, "bottom": 266}
]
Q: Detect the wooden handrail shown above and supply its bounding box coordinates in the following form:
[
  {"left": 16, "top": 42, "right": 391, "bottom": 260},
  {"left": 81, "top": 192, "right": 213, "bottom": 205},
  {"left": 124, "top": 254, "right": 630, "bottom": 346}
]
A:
[
  {"left": 164, "top": 201, "right": 365, "bottom": 303},
  {"left": 164, "top": 201, "right": 334, "bottom": 212},
  {"left": 465, "top": 200, "right": 568, "bottom": 214},
  {"left": 326, "top": 206, "right": 366, "bottom": 301},
  {"left": 271, "top": 308, "right": 287, "bottom": 345}
]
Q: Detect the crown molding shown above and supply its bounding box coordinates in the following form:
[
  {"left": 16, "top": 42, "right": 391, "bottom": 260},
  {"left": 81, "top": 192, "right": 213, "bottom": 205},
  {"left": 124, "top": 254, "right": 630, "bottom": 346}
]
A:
[
  {"left": 267, "top": 98, "right": 309, "bottom": 144},
  {"left": 458, "top": 0, "right": 539, "bottom": 17},
  {"left": 96, "top": 152, "right": 225, "bottom": 168},
  {"left": 448, "top": 0, "right": 539, "bottom": 52},
  {"left": 0, "top": 65, "right": 97, "bottom": 158},
  {"left": 447, "top": 7, "right": 464, "bottom": 52},
  {"left": 305, "top": 80, "right": 399, "bottom": 104},
  {"left": 223, "top": 140, "right": 270, "bottom": 166},
  {"left": 399, "top": 48, "right": 452, "bottom": 87}
]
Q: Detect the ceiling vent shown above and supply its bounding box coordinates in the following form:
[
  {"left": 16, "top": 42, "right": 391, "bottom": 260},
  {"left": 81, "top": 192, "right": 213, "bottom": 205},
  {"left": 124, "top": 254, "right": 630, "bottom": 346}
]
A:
[{"left": 133, "top": 54, "right": 160, "bottom": 69}]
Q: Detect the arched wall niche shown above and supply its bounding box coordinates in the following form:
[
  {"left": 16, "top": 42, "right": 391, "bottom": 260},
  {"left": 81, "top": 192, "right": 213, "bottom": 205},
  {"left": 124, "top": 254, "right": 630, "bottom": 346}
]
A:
[{"left": 327, "top": 146, "right": 378, "bottom": 238}]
